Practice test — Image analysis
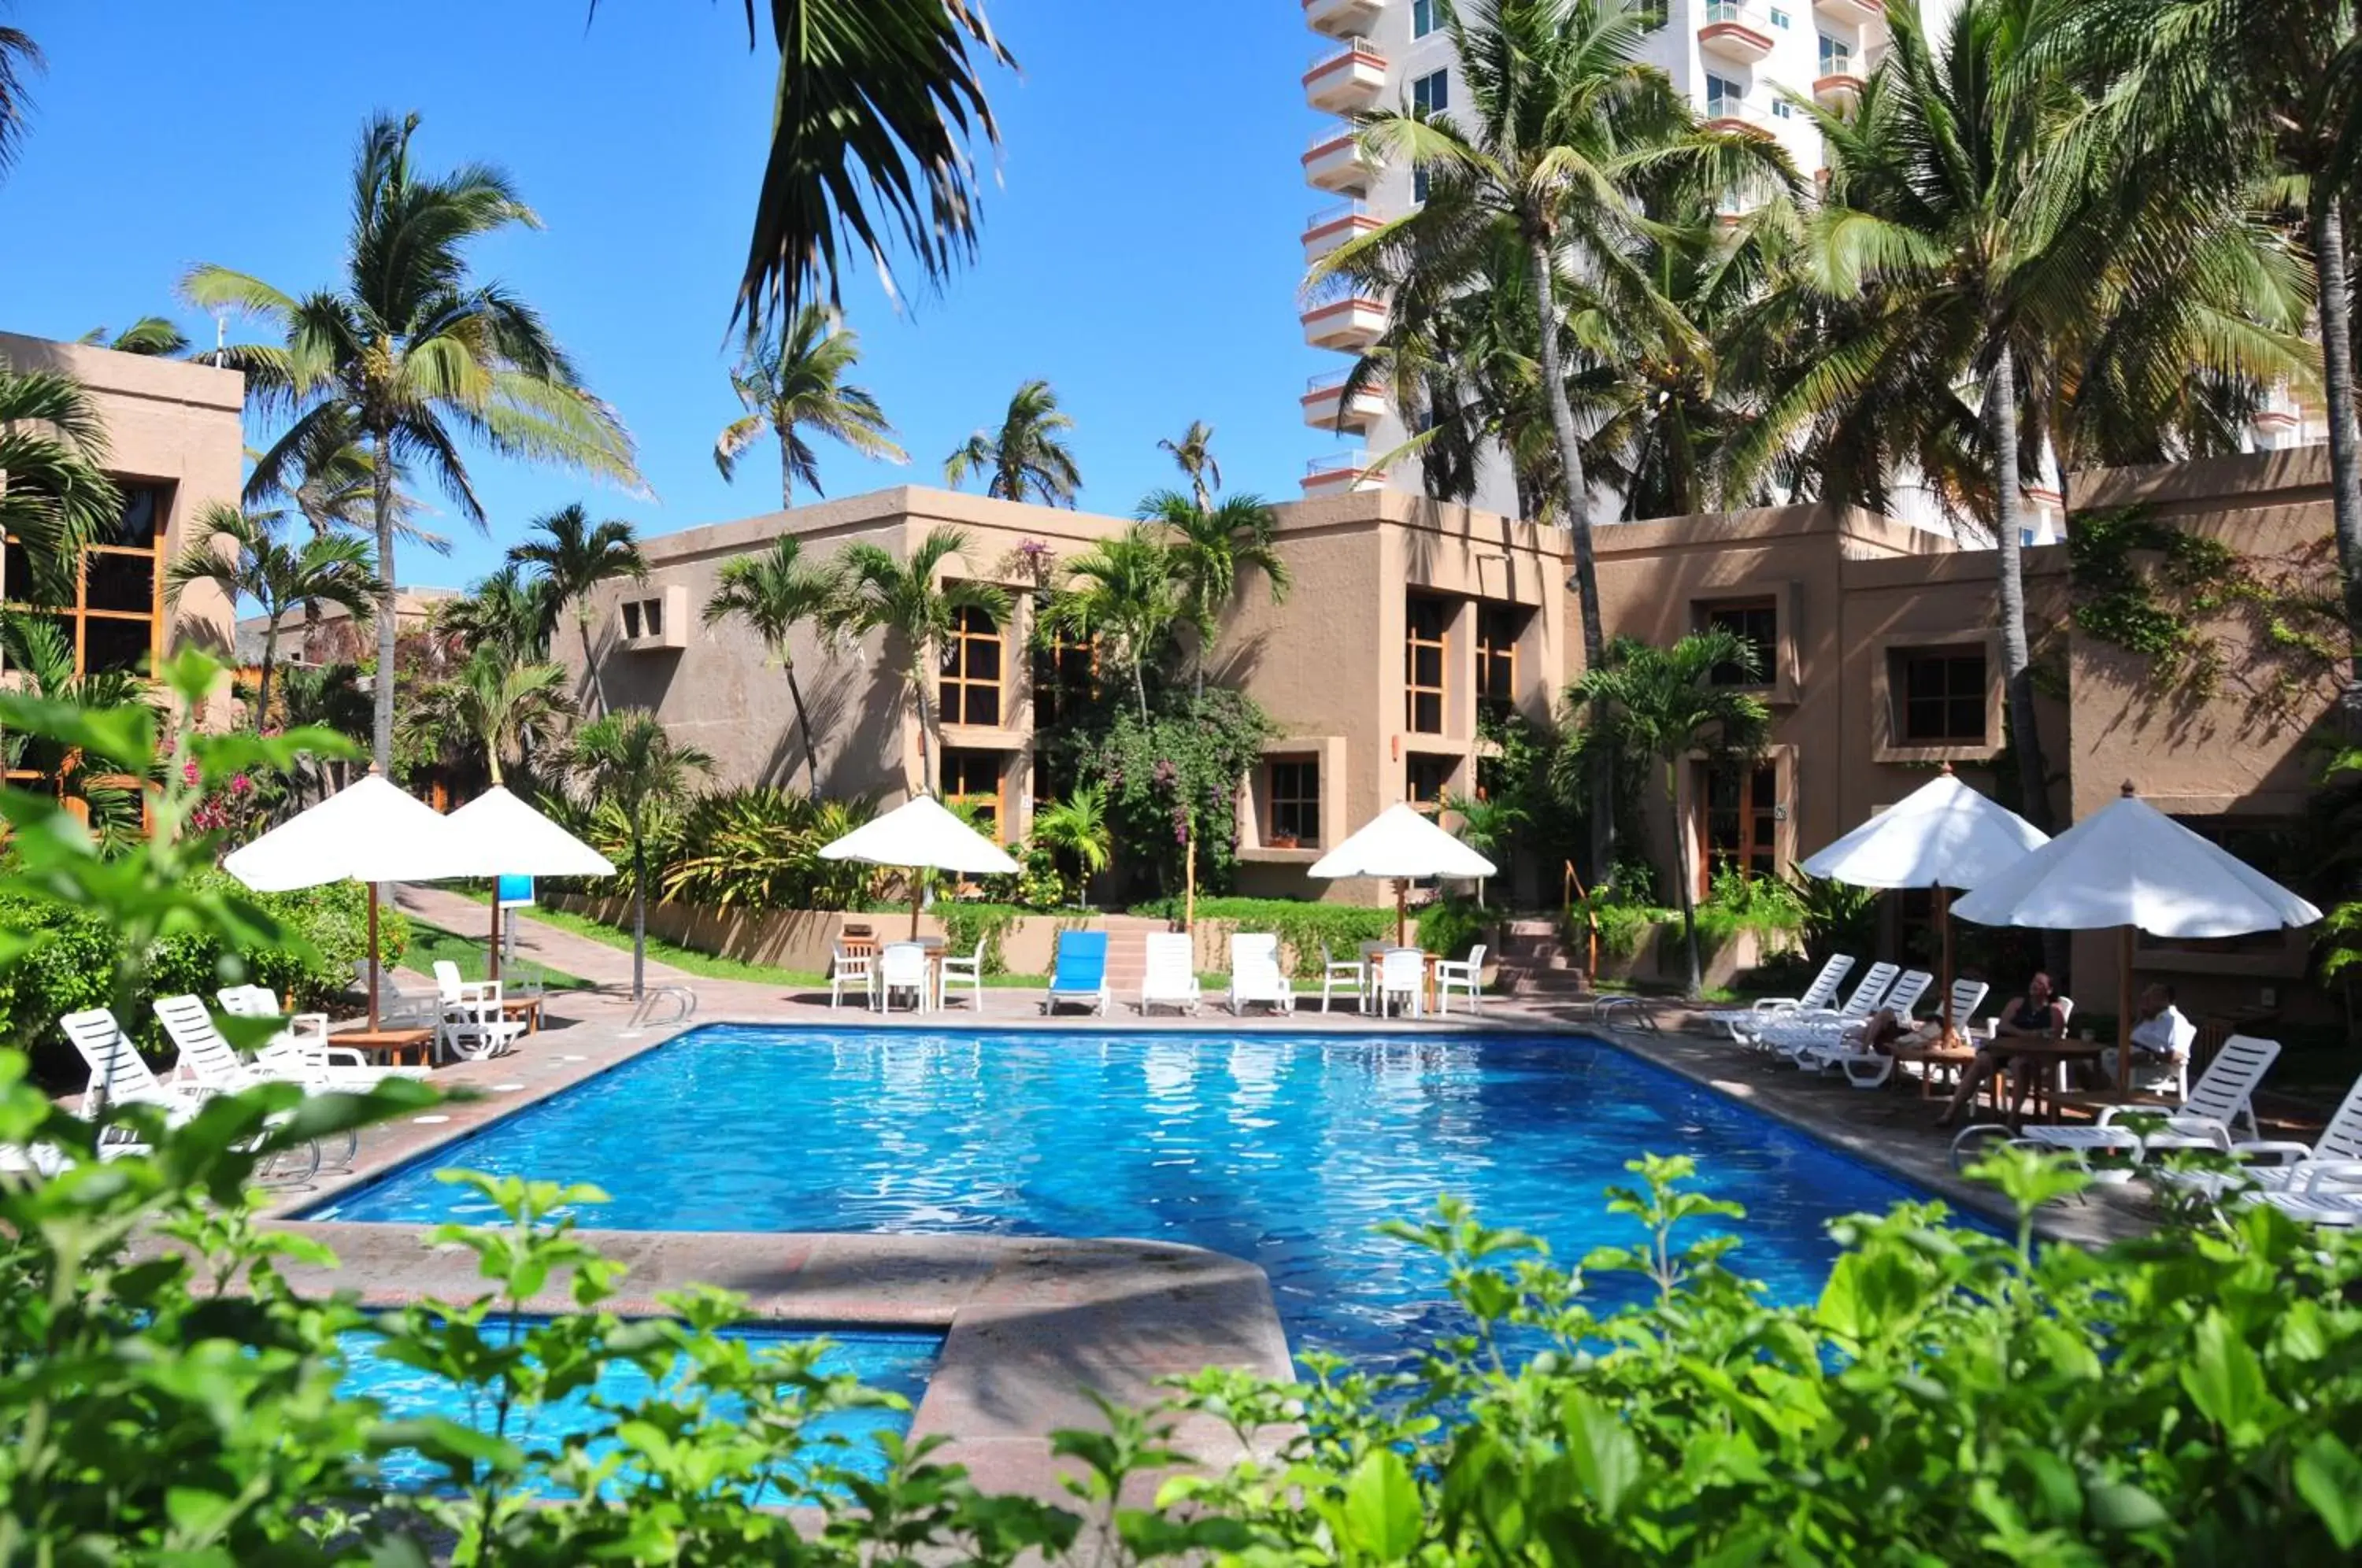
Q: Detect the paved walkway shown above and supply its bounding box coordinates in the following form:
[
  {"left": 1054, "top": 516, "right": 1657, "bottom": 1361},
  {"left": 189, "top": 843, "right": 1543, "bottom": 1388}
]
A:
[{"left": 394, "top": 884, "right": 701, "bottom": 994}]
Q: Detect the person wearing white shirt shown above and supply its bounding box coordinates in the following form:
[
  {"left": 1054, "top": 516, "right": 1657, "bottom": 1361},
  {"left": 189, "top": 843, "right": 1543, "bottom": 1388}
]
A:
[{"left": 2101, "top": 983, "right": 2190, "bottom": 1091}]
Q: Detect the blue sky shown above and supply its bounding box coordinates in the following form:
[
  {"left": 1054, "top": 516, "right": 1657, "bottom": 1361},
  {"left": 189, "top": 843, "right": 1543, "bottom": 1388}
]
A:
[{"left": 0, "top": 1, "right": 1343, "bottom": 591}]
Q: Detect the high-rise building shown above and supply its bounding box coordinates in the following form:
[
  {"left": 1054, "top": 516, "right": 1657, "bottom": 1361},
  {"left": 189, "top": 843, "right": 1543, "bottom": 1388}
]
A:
[{"left": 1299, "top": 1, "right": 1908, "bottom": 508}]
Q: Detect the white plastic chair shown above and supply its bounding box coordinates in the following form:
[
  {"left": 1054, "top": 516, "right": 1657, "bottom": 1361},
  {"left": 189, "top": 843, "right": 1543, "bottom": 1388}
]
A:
[
  {"left": 1983, "top": 1034, "right": 2282, "bottom": 1170},
  {"left": 1433, "top": 944, "right": 1486, "bottom": 1015},
  {"left": 1376, "top": 948, "right": 1425, "bottom": 1019},
  {"left": 829, "top": 943, "right": 876, "bottom": 1010},
  {"left": 1138, "top": 933, "right": 1201, "bottom": 1015},
  {"left": 939, "top": 939, "right": 987, "bottom": 1013},
  {"left": 1704, "top": 954, "right": 1856, "bottom": 1038},
  {"left": 1737, "top": 961, "right": 1897, "bottom": 1050},
  {"left": 431, "top": 961, "right": 525, "bottom": 1063},
  {"left": 1318, "top": 941, "right": 1366, "bottom": 1014},
  {"left": 1227, "top": 934, "right": 1297, "bottom": 1015},
  {"left": 217, "top": 986, "right": 428, "bottom": 1089},
  {"left": 877, "top": 942, "right": 931, "bottom": 1013}
]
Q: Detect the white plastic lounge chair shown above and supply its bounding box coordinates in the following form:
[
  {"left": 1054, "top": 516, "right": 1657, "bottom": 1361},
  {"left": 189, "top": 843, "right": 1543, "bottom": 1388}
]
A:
[
  {"left": 60, "top": 1009, "right": 208, "bottom": 1125},
  {"left": 432, "top": 961, "right": 526, "bottom": 1062},
  {"left": 1770, "top": 969, "right": 1931, "bottom": 1067},
  {"left": 1738, "top": 961, "right": 1897, "bottom": 1050},
  {"left": 1975, "top": 1034, "right": 2282, "bottom": 1170},
  {"left": 1138, "top": 933, "right": 1201, "bottom": 1015},
  {"left": 876, "top": 942, "right": 931, "bottom": 1013},
  {"left": 1228, "top": 934, "right": 1297, "bottom": 1016},
  {"left": 1434, "top": 945, "right": 1486, "bottom": 1015},
  {"left": 217, "top": 986, "right": 429, "bottom": 1089},
  {"left": 2155, "top": 1069, "right": 2362, "bottom": 1202},
  {"left": 2257, "top": 1163, "right": 2362, "bottom": 1226},
  {"left": 1375, "top": 947, "right": 1425, "bottom": 1019},
  {"left": 1318, "top": 941, "right": 1368, "bottom": 1015},
  {"left": 939, "top": 939, "right": 986, "bottom": 1013},
  {"left": 1043, "top": 930, "right": 1112, "bottom": 1015},
  {"left": 354, "top": 960, "right": 439, "bottom": 1028},
  {"left": 828, "top": 944, "right": 876, "bottom": 1010},
  {"left": 1704, "top": 954, "right": 1855, "bottom": 1039},
  {"left": 1818, "top": 978, "right": 1990, "bottom": 1089}
]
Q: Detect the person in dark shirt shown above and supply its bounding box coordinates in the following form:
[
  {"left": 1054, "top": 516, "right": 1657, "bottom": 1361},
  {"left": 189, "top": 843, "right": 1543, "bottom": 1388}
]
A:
[{"left": 1935, "top": 972, "right": 2067, "bottom": 1128}]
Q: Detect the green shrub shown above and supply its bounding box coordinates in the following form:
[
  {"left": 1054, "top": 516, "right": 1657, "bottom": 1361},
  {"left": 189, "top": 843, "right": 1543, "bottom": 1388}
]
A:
[
  {"left": 937, "top": 901, "right": 1025, "bottom": 975},
  {"left": 1140, "top": 896, "right": 1396, "bottom": 978},
  {"left": 1693, "top": 861, "right": 1809, "bottom": 946},
  {"left": 1415, "top": 896, "right": 1490, "bottom": 961}
]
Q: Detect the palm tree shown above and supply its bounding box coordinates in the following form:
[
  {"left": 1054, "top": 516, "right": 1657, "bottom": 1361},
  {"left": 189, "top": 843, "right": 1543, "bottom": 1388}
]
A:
[
  {"left": 1029, "top": 781, "right": 1113, "bottom": 905},
  {"left": 278, "top": 661, "right": 371, "bottom": 807},
  {"left": 1324, "top": 0, "right": 1791, "bottom": 874},
  {"left": 405, "top": 647, "right": 574, "bottom": 790},
  {"left": 1762, "top": 0, "right": 2301, "bottom": 830},
  {"left": 508, "top": 504, "right": 646, "bottom": 718},
  {"left": 0, "top": 359, "right": 119, "bottom": 608},
  {"left": 714, "top": 305, "right": 907, "bottom": 505},
  {"left": 2056, "top": 0, "right": 2362, "bottom": 708},
  {"left": 943, "top": 379, "right": 1082, "bottom": 505},
  {"left": 1037, "top": 527, "right": 1186, "bottom": 723},
  {"left": 827, "top": 526, "right": 1010, "bottom": 793},
  {"left": 1566, "top": 631, "right": 1770, "bottom": 999},
  {"left": 0, "top": 18, "right": 37, "bottom": 180},
  {"left": 701, "top": 534, "right": 842, "bottom": 797},
  {"left": 183, "top": 111, "right": 639, "bottom": 772},
  {"left": 439, "top": 564, "right": 556, "bottom": 673},
  {"left": 564, "top": 710, "right": 711, "bottom": 1000},
  {"left": 78, "top": 317, "right": 191, "bottom": 357},
  {"left": 1157, "top": 420, "right": 1222, "bottom": 512},
  {"left": 1441, "top": 789, "right": 1527, "bottom": 908},
  {"left": 164, "top": 502, "right": 382, "bottom": 730},
  {"left": 1142, "top": 489, "right": 1290, "bottom": 692},
  {"left": 0, "top": 614, "right": 147, "bottom": 844}
]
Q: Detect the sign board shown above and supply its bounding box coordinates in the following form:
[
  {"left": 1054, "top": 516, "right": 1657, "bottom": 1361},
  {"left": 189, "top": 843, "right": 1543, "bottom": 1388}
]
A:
[{"left": 495, "top": 874, "right": 535, "bottom": 910}]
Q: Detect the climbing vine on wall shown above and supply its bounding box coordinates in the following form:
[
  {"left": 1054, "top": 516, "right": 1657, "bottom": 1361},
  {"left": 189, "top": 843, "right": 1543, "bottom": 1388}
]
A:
[{"left": 2068, "top": 505, "right": 2342, "bottom": 721}]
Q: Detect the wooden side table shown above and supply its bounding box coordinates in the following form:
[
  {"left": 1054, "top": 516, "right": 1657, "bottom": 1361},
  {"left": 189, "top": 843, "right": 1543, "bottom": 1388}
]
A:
[
  {"left": 498, "top": 997, "right": 544, "bottom": 1036},
  {"left": 336, "top": 1026, "right": 435, "bottom": 1068}
]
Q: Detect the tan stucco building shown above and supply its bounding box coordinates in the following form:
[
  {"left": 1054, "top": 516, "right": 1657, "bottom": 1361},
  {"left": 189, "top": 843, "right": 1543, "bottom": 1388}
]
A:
[{"left": 0, "top": 331, "right": 242, "bottom": 684}]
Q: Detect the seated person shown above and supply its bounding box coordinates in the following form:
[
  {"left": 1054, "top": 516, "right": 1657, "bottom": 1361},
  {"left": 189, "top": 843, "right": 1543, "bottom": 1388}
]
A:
[
  {"left": 1936, "top": 972, "right": 2068, "bottom": 1128},
  {"left": 1856, "top": 1007, "right": 1943, "bottom": 1055},
  {"left": 2097, "top": 982, "right": 2191, "bottom": 1091}
]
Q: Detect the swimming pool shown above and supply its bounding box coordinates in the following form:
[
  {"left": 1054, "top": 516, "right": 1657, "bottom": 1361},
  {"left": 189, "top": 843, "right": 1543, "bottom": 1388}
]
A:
[
  {"left": 313, "top": 1026, "right": 1963, "bottom": 1367},
  {"left": 341, "top": 1320, "right": 937, "bottom": 1497}
]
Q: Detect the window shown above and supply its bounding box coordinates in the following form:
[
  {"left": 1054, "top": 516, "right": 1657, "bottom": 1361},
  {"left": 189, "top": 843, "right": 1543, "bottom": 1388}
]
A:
[
  {"left": 1697, "top": 762, "right": 1779, "bottom": 895},
  {"left": 939, "top": 603, "right": 1002, "bottom": 726},
  {"left": 4, "top": 479, "right": 166, "bottom": 678},
  {"left": 941, "top": 749, "right": 1005, "bottom": 839},
  {"left": 1818, "top": 32, "right": 1852, "bottom": 73},
  {"left": 1405, "top": 595, "right": 1449, "bottom": 734},
  {"left": 1705, "top": 72, "right": 1743, "bottom": 117},
  {"left": 1770, "top": 6, "right": 1792, "bottom": 27},
  {"left": 1773, "top": 99, "right": 1797, "bottom": 119},
  {"left": 1031, "top": 615, "right": 1094, "bottom": 728},
  {"left": 1407, "top": 754, "right": 1456, "bottom": 808},
  {"left": 620, "top": 601, "right": 641, "bottom": 639},
  {"left": 1475, "top": 605, "right": 1522, "bottom": 716},
  {"left": 1268, "top": 756, "right": 1321, "bottom": 847},
  {"left": 1412, "top": 68, "right": 1449, "bottom": 116},
  {"left": 1699, "top": 598, "right": 1776, "bottom": 686},
  {"left": 1894, "top": 648, "right": 1988, "bottom": 744},
  {"left": 1411, "top": 0, "right": 1439, "bottom": 36},
  {"left": 1412, "top": 167, "right": 1431, "bottom": 205}
]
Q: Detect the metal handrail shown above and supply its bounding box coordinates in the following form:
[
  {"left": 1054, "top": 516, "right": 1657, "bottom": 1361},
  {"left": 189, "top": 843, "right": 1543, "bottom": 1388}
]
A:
[
  {"left": 626, "top": 984, "right": 699, "bottom": 1034},
  {"left": 1305, "top": 198, "right": 1375, "bottom": 230},
  {"left": 1305, "top": 450, "right": 1372, "bottom": 476},
  {"left": 1307, "top": 35, "right": 1384, "bottom": 71},
  {"left": 1306, "top": 124, "right": 1364, "bottom": 153},
  {"left": 1305, "top": 368, "right": 1354, "bottom": 393},
  {"left": 1564, "top": 860, "right": 1600, "bottom": 982},
  {"left": 1701, "top": 0, "right": 1766, "bottom": 24}
]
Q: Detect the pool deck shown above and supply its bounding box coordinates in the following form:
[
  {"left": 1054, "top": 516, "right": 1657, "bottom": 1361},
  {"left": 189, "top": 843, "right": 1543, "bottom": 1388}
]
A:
[{"left": 239, "top": 893, "right": 2164, "bottom": 1500}]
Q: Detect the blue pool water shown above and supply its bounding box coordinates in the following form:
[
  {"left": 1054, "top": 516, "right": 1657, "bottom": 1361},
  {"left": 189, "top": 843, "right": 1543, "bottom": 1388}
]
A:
[
  {"left": 339, "top": 1320, "right": 936, "bottom": 1496},
  {"left": 313, "top": 1027, "right": 1967, "bottom": 1367}
]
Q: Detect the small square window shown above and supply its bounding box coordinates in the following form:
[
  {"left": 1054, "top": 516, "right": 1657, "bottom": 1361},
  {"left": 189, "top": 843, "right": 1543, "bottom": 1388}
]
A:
[
  {"left": 1407, "top": 754, "right": 1455, "bottom": 808},
  {"left": 1773, "top": 99, "right": 1797, "bottom": 119},
  {"left": 1892, "top": 648, "right": 1988, "bottom": 745},
  {"left": 1698, "top": 599, "right": 1776, "bottom": 686},
  {"left": 1771, "top": 6, "right": 1791, "bottom": 27},
  {"left": 1412, "top": 68, "right": 1449, "bottom": 116},
  {"left": 622, "top": 601, "right": 642, "bottom": 639},
  {"left": 1411, "top": 0, "right": 1439, "bottom": 37},
  {"left": 1268, "top": 756, "right": 1321, "bottom": 847}
]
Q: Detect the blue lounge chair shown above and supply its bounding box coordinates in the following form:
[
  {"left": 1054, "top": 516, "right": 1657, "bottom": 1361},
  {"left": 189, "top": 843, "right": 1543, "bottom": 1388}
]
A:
[{"left": 1043, "top": 930, "right": 1111, "bottom": 1015}]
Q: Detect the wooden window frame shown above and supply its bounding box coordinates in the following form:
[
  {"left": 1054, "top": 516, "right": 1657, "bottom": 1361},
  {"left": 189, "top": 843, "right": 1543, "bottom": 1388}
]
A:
[
  {"left": 1405, "top": 595, "right": 1449, "bottom": 735},
  {"left": 1475, "top": 603, "right": 1522, "bottom": 718},
  {"left": 940, "top": 747, "right": 1007, "bottom": 841},
  {"left": 1696, "top": 596, "right": 1778, "bottom": 689},
  {"left": 2, "top": 479, "right": 168, "bottom": 683},
  {"left": 1406, "top": 753, "right": 1457, "bottom": 810},
  {"left": 1895, "top": 648, "right": 1989, "bottom": 746},
  {"left": 941, "top": 603, "right": 1004, "bottom": 727},
  {"left": 1267, "top": 756, "right": 1322, "bottom": 848}
]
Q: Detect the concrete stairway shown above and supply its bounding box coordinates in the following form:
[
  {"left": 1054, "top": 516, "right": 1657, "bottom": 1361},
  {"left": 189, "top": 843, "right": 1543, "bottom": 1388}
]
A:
[
  {"left": 1492, "top": 916, "right": 1592, "bottom": 997},
  {"left": 1095, "top": 914, "right": 1171, "bottom": 1001}
]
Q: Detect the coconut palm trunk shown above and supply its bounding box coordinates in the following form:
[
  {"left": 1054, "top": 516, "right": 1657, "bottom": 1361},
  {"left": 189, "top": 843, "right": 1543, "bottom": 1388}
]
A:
[
  {"left": 909, "top": 655, "right": 936, "bottom": 794},
  {"left": 370, "top": 435, "right": 398, "bottom": 771},
  {"left": 1671, "top": 771, "right": 1704, "bottom": 998},
  {"left": 1985, "top": 341, "right": 2051, "bottom": 834},
  {"left": 784, "top": 659, "right": 820, "bottom": 797},
  {"left": 256, "top": 618, "right": 280, "bottom": 734},
  {"left": 577, "top": 612, "right": 604, "bottom": 719},
  {"left": 1527, "top": 230, "right": 1616, "bottom": 878},
  {"left": 2312, "top": 196, "right": 2362, "bottom": 704}
]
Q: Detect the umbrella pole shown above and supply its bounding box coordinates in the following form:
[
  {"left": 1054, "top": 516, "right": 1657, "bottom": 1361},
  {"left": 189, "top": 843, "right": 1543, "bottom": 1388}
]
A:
[
  {"left": 2117, "top": 924, "right": 2135, "bottom": 1104},
  {"left": 910, "top": 870, "right": 924, "bottom": 940},
  {"left": 1396, "top": 880, "right": 1408, "bottom": 947},
  {"left": 1183, "top": 820, "right": 1196, "bottom": 933},
  {"left": 490, "top": 897, "right": 502, "bottom": 984},
  {"left": 367, "top": 882, "right": 381, "bottom": 1033},
  {"left": 1938, "top": 886, "right": 1955, "bottom": 1045}
]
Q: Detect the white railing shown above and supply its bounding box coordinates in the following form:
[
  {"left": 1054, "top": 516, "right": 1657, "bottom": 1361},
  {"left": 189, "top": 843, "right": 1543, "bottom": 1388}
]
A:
[
  {"left": 1302, "top": 294, "right": 1386, "bottom": 317},
  {"left": 1305, "top": 198, "right": 1375, "bottom": 230},
  {"left": 1701, "top": 0, "right": 1768, "bottom": 24},
  {"left": 1305, "top": 450, "right": 1372, "bottom": 477},
  {"left": 1305, "top": 368, "right": 1353, "bottom": 394},
  {"left": 1705, "top": 96, "right": 1773, "bottom": 128},
  {"left": 1307, "top": 35, "right": 1384, "bottom": 72},
  {"left": 1307, "top": 123, "right": 1365, "bottom": 152}
]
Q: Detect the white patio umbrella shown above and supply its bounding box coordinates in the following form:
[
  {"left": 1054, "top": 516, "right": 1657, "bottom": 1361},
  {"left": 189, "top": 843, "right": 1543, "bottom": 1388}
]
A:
[
  {"left": 1798, "top": 767, "right": 2049, "bottom": 1040},
  {"left": 1953, "top": 783, "right": 2323, "bottom": 1098},
  {"left": 222, "top": 769, "right": 468, "bottom": 1030},
  {"left": 817, "top": 794, "right": 1020, "bottom": 937},
  {"left": 1309, "top": 804, "right": 1498, "bottom": 945},
  {"left": 442, "top": 786, "right": 616, "bottom": 979}
]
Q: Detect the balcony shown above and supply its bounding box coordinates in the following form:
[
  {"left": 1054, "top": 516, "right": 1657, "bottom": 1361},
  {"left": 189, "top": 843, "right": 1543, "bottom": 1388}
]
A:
[
  {"left": 1812, "top": 71, "right": 1864, "bottom": 109},
  {"left": 1301, "top": 295, "right": 1388, "bottom": 351},
  {"left": 1303, "top": 199, "right": 1383, "bottom": 264},
  {"left": 1703, "top": 98, "right": 1778, "bottom": 140},
  {"left": 1304, "top": 37, "right": 1386, "bottom": 112},
  {"left": 1303, "top": 0, "right": 1385, "bottom": 39},
  {"left": 1301, "top": 450, "right": 1383, "bottom": 498},
  {"left": 1302, "top": 127, "right": 1379, "bottom": 194},
  {"left": 1697, "top": 1, "right": 1775, "bottom": 64},
  {"left": 1813, "top": 0, "right": 1883, "bottom": 23},
  {"left": 1301, "top": 370, "right": 1389, "bottom": 433}
]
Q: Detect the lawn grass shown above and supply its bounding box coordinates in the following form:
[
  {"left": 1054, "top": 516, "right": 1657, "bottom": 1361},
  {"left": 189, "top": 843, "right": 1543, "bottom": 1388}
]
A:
[{"left": 405, "top": 921, "right": 590, "bottom": 990}]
